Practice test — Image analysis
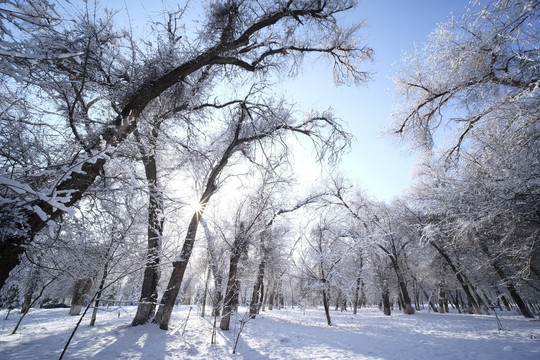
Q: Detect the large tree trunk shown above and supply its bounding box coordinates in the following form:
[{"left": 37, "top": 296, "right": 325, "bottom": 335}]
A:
[
  {"left": 153, "top": 211, "right": 202, "bottom": 330},
  {"left": 212, "top": 272, "right": 224, "bottom": 317},
  {"left": 430, "top": 241, "right": 482, "bottom": 315},
  {"left": 261, "top": 286, "right": 268, "bottom": 312},
  {"left": 69, "top": 278, "right": 93, "bottom": 316},
  {"left": 154, "top": 213, "right": 202, "bottom": 330},
  {"left": 268, "top": 280, "right": 276, "bottom": 310},
  {"left": 132, "top": 124, "right": 165, "bottom": 326},
  {"left": 390, "top": 257, "right": 415, "bottom": 314},
  {"left": 131, "top": 242, "right": 160, "bottom": 325},
  {"left": 0, "top": 103, "right": 141, "bottom": 291},
  {"left": 353, "top": 256, "right": 364, "bottom": 315},
  {"left": 219, "top": 258, "right": 240, "bottom": 330}
]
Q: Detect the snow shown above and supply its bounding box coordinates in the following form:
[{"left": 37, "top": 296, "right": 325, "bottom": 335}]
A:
[
  {"left": 1, "top": 306, "right": 539, "bottom": 359},
  {"left": 32, "top": 205, "right": 48, "bottom": 221}
]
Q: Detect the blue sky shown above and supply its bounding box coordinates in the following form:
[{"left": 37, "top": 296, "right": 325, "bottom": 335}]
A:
[
  {"left": 105, "top": 0, "right": 475, "bottom": 201},
  {"left": 278, "top": 0, "right": 475, "bottom": 201}
]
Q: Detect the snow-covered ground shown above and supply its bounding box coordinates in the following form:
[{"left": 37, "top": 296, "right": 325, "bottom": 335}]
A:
[{"left": 1, "top": 305, "right": 539, "bottom": 359}]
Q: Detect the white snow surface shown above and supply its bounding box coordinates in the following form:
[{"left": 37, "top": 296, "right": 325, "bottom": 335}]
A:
[{"left": 1, "top": 306, "right": 539, "bottom": 359}]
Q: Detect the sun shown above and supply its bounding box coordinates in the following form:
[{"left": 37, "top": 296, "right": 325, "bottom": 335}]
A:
[{"left": 189, "top": 200, "right": 204, "bottom": 214}]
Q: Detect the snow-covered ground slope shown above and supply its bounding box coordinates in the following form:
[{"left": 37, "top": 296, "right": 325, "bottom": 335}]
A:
[{"left": 1, "top": 306, "right": 539, "bottom": 359}]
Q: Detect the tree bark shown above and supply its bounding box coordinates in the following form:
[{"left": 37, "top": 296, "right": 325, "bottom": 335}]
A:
[
  {"left": 132, "top": 127, "right": 164, "bottom": 326},
  {"left": 153, "top": 210, "right": 202, "bottom": 330},
  {"left": 212, "top": 272, "right": 223, "bottom": 317},
  {"left": 69, "top": 278, "right": 93, "bottom": 316},
  {"left": 261, "top": 287, "right": 268, "bottom": 312},
  {"left": 202, "top": 220, "right": 224, "bottom": 317},
  {"left": 155, "top": 103, "right": 254, "bottom": 330}
]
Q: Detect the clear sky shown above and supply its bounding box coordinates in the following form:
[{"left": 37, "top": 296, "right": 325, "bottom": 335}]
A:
[
  {"left": 105, "top": 0, "right": 475, "bottom": 201},
  {"left": 277, "top": 0, "right": 475, "bottom": 201}
]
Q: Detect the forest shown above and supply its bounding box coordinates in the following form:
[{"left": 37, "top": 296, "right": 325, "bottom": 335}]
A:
[{"left": 0, "top": 1, "right": 539, "bottom": 359}]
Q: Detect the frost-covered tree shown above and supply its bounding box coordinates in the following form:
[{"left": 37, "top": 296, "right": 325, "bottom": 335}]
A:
[
  {"left": 300, "top": 209, "right": 354, "bottom": 325},
  {"left": 0, "top": 0, "right": 372, "bottom": 291},
  {"left": 154, "top": 88, "right": 353, "bottom": 329},
  {"left": 391, "top": 0, "right": 539, "bottom": 156},
  {"left": 329, "top": 179, "right": 416, "bottom": 314},
  {"left": 411, "top": 130, "right": 539, "bottom": 318},
  {"left": 391, "top": 0, "right": 539, "bottom": 319}
]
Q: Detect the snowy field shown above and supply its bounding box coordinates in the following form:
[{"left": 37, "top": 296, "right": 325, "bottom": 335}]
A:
[{"left": 1, "top": 305, "right": 539, "bottom": 359}]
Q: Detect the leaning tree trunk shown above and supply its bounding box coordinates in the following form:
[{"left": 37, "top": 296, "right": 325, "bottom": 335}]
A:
[
  {"left": 153, "top": 211, "right": 203, "bottom": 330},
  {"left": 322, "top": 287, "right": 332, "bottom": 325},
  {"left": 154, "top": 108, "right": 248, "bottom": 330},
  {"left": 419, "top": 284, "right": 438, "bottom": 313},
  {"left": 320, "top": 263, "right": 332, "bottom": 326},
  {"left": 430, "top": 241, "right": 482, "bottom": 315},
  {"left": 390, "top": 256, "right": 415, "bottom": 314},
  {"left": 377, "top": 243, "right": 414, "bottom": 314},
  {"left": 479, "top": 242, "right": 534, "bottom": 318}
]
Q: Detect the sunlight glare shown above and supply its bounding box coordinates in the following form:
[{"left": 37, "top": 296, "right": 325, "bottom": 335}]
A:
[{"left": 189, "top": 200, "right": 204, "bottom": 214}]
